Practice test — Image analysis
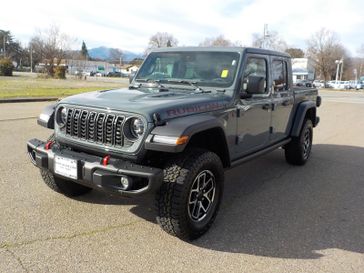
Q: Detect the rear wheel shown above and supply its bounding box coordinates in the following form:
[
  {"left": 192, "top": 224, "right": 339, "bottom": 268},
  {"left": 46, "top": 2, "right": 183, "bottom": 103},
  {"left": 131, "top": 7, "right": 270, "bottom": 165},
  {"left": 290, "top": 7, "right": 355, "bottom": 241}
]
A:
[
  {"left": 156, "top": 149, "right": 224, "bottom": 240},
  {"left": 285, "top": 119, "right": 313, "bottom": 165}
]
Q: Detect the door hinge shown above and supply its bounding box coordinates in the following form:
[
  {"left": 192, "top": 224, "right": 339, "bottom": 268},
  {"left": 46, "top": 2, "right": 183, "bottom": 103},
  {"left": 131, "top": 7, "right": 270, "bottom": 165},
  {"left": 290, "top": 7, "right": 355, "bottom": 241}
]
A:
[{"left": 236, "top": 108, "right": 241, "bottom": 118}]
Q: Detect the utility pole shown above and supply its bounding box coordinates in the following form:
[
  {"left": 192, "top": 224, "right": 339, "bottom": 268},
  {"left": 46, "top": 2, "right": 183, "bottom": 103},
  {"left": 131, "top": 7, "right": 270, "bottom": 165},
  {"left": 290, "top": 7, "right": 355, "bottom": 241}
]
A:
[
  {"left": 30, "top": 44, "right": 33, "bottom": 73},
  {"left": 262, "top": 24, "right": 269, "bottom": 49}
]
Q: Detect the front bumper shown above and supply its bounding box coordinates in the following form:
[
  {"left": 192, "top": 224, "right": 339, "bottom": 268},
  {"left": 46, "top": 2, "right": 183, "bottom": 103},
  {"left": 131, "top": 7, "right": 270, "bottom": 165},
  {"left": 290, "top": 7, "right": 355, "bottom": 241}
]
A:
[{"left": 27, "top": 138, "right": 163, "bottom": 196}]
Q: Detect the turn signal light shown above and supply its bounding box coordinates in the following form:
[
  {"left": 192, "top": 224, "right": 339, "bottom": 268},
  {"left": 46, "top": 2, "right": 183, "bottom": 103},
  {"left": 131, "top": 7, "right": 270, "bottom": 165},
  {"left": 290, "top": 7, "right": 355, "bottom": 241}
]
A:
[{"left": 176, "top": 135, "right": 189, "bottom": 145}]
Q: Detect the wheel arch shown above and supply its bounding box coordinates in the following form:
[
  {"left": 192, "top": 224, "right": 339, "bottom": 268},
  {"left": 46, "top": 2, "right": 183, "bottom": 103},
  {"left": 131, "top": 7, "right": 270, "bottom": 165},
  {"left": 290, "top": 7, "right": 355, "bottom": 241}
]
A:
[
  {"left": 290, "top": 101, "right": 316, "bottom": 137},
  {"left": 37, "top": 103, "right": 56, "bottom": 129},
  {"left": 145, "top": 114, "right": 231, "bottom": 168}
]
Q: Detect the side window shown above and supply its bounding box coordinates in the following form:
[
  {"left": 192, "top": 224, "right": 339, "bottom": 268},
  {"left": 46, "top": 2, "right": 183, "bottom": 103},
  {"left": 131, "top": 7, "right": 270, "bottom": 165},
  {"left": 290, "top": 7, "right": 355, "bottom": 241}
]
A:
[
  {"left": 272, "top": 60, "right": 288, "bottom": 91},
  {"left": 241, "top": 57, "right": 267, "bottom": 94}
]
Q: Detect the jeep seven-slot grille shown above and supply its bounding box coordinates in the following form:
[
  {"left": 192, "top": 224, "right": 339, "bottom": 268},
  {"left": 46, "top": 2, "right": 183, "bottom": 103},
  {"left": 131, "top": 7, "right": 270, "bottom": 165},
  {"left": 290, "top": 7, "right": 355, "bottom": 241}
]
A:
[{"left": 64, "top": 108, "right": 130, "bottom": 147}]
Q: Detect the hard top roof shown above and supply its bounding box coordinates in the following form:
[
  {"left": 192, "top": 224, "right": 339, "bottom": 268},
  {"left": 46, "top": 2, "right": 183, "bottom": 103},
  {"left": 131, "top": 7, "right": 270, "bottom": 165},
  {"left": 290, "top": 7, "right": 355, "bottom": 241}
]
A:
[{"left": 150, "top": 46, "right": 290, "bottom": 58}]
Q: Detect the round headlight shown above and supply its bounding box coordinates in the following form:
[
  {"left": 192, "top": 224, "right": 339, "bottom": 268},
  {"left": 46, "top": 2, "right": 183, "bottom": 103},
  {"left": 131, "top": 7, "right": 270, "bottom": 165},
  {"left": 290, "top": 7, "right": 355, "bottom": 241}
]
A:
[
  {"left": 124, "top": 117, "right": 145, "bottom": 140},
  {"left": 56, "top": 107, "right": 67, "bottom": 127},
  {"left": 131, "top": 118, "right": 145, "bottom": 137}
]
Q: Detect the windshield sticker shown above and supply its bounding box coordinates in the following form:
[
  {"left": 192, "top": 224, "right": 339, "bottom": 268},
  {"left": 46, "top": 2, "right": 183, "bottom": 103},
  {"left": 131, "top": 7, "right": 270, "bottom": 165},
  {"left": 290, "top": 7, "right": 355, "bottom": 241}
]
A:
[{"left": 221, "top": 70, "right": 229, "bottom": 78}]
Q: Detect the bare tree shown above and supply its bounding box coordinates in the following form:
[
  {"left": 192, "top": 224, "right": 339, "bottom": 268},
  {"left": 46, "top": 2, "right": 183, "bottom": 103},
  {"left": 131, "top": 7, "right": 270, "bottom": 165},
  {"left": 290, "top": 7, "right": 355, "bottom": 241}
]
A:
[
  {"left": 148, "top": 32, "right": 178, "bottom": 49},
  {"left": 306, "top": 28, "right": 347, "bottom": 81},
  {"left": 285, "top": 48, "right": 305, "bottom": 58},
  {"left": 199, "top": 35, "right": 240, "bottom": 47},
  {"left": 356, "top": 44, "right": 364, "bottom": 79},
  {"left": 30, "top": 25, "right": 73, "bottom": 76},
  {"left": 252, "top": 30, "right": 287, "bottom": 52}
]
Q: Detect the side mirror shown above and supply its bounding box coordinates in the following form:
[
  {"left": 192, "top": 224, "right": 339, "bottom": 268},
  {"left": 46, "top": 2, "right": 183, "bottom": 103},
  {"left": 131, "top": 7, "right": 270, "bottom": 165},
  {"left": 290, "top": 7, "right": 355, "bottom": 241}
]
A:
[{"left": 246, "top": 76, "right": 265, "bottom": 94}]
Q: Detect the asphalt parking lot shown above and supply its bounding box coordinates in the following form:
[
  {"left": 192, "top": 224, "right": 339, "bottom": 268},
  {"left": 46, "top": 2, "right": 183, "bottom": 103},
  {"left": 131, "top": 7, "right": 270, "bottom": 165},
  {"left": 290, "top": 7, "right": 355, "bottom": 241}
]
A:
[{"left": 0, "top": 90, "right": 363, "bottom": 272}]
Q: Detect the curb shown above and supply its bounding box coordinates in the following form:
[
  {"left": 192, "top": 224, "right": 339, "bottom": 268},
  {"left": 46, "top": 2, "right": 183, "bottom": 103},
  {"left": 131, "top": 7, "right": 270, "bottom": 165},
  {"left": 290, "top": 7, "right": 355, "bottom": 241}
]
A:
[{"left": 0, "top": 97, "right": 59, "bottom": 103}]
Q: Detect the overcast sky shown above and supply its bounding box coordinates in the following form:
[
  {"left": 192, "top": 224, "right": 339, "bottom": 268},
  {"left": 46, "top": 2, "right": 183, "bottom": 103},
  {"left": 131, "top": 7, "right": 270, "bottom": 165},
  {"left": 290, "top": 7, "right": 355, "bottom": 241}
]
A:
[{"left": 2, "top": 0, "right": 364, "bottom": 55}]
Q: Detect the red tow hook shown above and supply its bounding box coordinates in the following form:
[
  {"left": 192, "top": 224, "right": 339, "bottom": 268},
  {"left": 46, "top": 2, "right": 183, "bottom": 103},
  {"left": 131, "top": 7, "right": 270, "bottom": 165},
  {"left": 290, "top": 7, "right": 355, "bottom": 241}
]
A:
[
  {"left": 45, "top": 141, "right": 54, "bottom": 150},
  {"left": 102, "top": 155, "right": 111, "bottom": 166}
]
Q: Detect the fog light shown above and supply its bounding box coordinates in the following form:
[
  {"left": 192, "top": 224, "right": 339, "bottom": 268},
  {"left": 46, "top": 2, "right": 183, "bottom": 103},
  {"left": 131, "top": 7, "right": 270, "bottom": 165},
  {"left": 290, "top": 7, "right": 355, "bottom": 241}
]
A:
[{"left": 120, "top": 176, "right": 130, "bottom": 190}]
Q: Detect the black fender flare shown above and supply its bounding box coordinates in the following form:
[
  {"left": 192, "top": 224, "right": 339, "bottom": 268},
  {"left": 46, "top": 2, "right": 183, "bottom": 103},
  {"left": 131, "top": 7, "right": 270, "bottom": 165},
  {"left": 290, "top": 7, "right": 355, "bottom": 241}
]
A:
[
  {"left": 290, "top": 101, "right": 316, "bottom": 137},
  {"left": 37, "top": 103, "right": 56, "bottom": 129},
  {"left": 145, "top": 114, "right": 228, "bottom": 153}
]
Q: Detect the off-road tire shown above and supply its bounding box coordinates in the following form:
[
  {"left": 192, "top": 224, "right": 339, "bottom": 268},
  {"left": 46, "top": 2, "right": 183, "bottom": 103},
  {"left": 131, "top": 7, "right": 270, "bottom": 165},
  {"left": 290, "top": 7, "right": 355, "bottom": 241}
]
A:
[
  {"left": 40, "top": 134, "right": 92, "bottom": 197},
  {"left": 285, "top": 119, "right": 313, "bottom": 165},
  {"left": 156, "top": 149, "right": 224, "bottom": 240}
]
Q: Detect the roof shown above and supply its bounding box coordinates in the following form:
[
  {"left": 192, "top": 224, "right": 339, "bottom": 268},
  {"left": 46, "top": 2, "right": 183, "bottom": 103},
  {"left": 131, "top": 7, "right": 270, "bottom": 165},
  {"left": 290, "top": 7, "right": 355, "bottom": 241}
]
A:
[
  {"left": 120, "top": 64, "right": 139, "bottom": 69},
  {"left": 150, "top": 46, "right": 290, "bottom": 58}
]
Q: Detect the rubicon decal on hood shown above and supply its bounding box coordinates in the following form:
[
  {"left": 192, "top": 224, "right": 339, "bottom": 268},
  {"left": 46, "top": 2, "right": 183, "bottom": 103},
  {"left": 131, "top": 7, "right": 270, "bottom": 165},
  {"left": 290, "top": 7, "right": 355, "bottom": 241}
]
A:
[{"left": 165, "top": 101, "right": 228, "bottom": 118}]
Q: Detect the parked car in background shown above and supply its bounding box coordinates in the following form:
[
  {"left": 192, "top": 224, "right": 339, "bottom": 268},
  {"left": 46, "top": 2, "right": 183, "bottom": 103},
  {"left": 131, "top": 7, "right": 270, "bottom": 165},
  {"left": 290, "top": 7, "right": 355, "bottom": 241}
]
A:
[
  {"left": 331, "top": 81, "right": 350, "bottom": 90},
  {"left": 356, "top": 81, "right": 364, "bottom": 90},
  {"left": 326, "top": 81, "right": 335, "bottom": 88},
  {"left": 295, "top": 80, "right": 313, "bottom": 88},
  {"left": 313, "top": 80, "right": 325, "bottom": 88},
  {"left": 347, "top": 80, "right": 364, "bottom": 90},
  {"left": 107, "top": 71, "right": 122, "bottom": 77}
]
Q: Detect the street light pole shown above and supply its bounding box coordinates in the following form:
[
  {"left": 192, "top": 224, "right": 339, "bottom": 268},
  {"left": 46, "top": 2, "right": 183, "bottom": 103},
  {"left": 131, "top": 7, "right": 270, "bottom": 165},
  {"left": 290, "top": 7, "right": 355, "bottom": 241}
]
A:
[
  {"left": 339, "top": 58, "right": 344, "bottom": 81},
  {"left": 335, "top": 60, "right": 340, "bottom": 84},
  {"left": 262, "top": 24, "right": 269, "bottom": 49}
]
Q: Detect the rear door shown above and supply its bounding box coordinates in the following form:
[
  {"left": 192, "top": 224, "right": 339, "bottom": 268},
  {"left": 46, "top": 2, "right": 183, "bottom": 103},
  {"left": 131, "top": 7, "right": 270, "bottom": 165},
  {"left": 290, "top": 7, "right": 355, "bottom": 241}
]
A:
[
  {"left": 270, "top": 57, "right": 294, "bottom": 143},
  {"left": 235, "top": 54, "right": 272, "bottom": 158}
]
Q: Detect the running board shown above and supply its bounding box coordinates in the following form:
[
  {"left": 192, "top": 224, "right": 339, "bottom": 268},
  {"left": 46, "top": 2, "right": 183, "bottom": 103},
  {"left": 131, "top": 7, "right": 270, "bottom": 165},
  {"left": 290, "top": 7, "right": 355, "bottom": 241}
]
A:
[{"left": 230, "top": 138, "right": 291, "bottom": 168}]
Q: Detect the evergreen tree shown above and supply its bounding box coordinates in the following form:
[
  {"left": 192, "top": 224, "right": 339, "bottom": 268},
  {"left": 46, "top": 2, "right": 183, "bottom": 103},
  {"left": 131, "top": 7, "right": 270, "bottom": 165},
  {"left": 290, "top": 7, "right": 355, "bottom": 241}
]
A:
[{"left": 81, "top": 41, "right": 89, "bottom": 60}]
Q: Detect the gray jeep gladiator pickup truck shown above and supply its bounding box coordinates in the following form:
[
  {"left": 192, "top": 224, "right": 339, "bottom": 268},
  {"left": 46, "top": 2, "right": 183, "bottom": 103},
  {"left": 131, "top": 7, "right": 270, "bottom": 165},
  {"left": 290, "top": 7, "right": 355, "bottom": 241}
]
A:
[{"left": 27, "top": 47, "right": 321, "bottom": 240}]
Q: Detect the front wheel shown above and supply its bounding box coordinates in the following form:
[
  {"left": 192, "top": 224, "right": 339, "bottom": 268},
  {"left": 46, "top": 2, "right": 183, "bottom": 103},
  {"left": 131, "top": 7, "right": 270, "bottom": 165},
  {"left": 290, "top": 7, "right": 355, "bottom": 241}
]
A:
[
  {"left": 285, "top": 119, "right": 313, "bottom": 165},
  {"left": 40, "top": 169, "right": 92, "bottom": 197},
  {"left": 156, "top": 149, "right": 224, "bottom": 240}
]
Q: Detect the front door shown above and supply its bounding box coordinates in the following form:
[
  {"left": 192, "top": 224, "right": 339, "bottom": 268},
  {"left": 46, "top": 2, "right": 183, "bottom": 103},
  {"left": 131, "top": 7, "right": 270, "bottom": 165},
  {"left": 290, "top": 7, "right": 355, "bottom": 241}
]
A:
[{"left": 235, "top": 55, "right": 272, "bottom": 158}]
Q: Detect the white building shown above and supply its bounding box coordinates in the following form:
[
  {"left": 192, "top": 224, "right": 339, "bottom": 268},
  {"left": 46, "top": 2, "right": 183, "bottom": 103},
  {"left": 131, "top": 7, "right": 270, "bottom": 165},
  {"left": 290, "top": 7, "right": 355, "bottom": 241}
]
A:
[
  {"left": 65, "top": 59, "right": 118, "bottom": 75},
  {"left": 291, "top": 58, "right": 315, "bottom": 83},
  {"left": 120, "top": 65, "right": 139, "bottom": 75}
]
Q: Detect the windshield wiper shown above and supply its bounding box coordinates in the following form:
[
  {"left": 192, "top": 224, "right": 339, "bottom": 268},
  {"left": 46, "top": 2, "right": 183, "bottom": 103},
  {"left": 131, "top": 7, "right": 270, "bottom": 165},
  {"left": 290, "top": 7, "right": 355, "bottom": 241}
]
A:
[
  {"left": 162, "top": 79, "right": 211, "bottom": 93},
  {"left": 130, "top": 78, "right": 169, "bottom": 92}
]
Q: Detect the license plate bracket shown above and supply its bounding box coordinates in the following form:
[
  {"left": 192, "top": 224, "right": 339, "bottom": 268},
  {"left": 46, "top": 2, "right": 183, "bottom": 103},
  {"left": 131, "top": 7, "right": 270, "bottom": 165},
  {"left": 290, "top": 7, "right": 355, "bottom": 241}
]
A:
[{"left": 54, "top": 155, "right": 78, "bottom": 180}]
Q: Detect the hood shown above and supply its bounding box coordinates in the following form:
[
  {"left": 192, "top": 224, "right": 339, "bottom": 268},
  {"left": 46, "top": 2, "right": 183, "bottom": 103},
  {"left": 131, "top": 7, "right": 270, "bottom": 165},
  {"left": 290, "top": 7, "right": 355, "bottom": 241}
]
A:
[{"left": 60, "top": 88, "right": 231, "bottom": 122}]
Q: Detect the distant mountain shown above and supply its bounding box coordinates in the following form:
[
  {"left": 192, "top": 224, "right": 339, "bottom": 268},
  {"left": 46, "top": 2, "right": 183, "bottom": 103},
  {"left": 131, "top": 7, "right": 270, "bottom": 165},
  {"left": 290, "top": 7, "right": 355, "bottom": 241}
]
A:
[{"left": 89, "top": 47, "right": 143, "bottom": 62}]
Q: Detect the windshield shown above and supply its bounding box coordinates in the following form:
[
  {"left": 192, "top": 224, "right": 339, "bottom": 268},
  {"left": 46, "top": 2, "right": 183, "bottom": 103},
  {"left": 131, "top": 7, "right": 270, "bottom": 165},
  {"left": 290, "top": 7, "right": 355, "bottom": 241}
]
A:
[{"left": 135, "top": 51, "right": 240, "bottom": 88}]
